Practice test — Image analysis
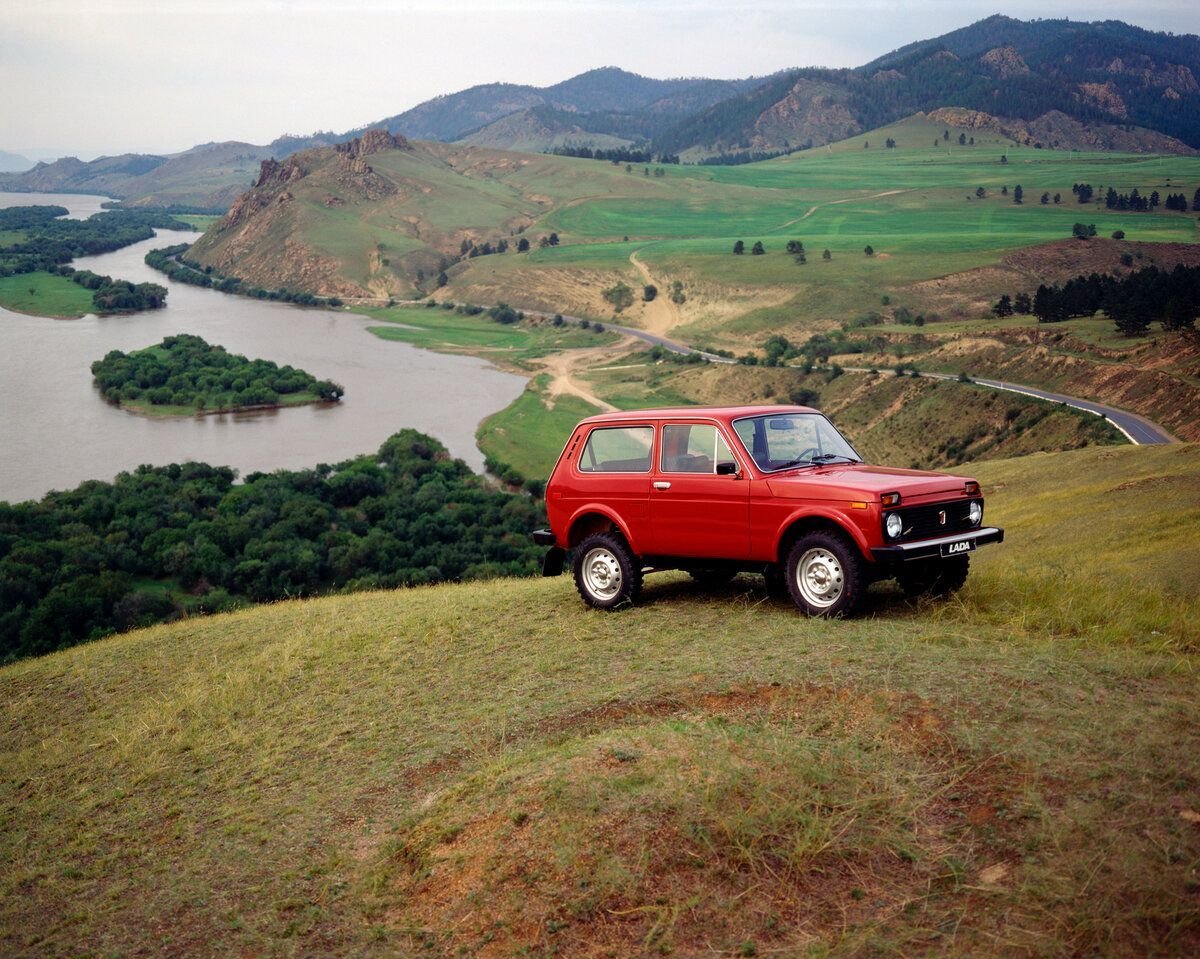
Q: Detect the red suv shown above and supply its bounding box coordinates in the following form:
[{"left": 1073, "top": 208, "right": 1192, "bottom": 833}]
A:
[{"left": 532, "top": 405, "right": 1003, "bottom": 616}]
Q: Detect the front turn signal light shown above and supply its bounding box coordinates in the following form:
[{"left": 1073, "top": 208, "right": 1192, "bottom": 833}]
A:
[
  {"left": 965, "top": 481, "right": 980, "bottom": 496},
  {"left": 881, "top": 491, "right": 901, "bottom": 507}
]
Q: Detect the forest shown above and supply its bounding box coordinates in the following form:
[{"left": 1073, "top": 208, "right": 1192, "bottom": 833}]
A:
[
  {"left": 0, "top": 205, "right": 192, "bottom": 275},
  {"left": 0, "top": 204, "right": 186, "bottom": 313},
  {"left": 1027, "top": 264, "right": 1200, "bottom": 333},
  {"left": 0, "top": 431, "right": 547, "bottom": 662},
  {"left": 91, "top": 334, "right": 344, "bottom": 412}
]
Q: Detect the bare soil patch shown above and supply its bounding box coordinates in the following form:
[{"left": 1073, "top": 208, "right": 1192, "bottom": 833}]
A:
[{"left": 383, "top": 684, "right": 1028, "bottom": 959}]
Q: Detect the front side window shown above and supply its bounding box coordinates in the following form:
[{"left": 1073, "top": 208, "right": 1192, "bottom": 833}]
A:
[
  {"left": 578, "top": 426, "right": 654, "bottom": 473},
  {"left": 660, "top": 424, "right": 735, "bottom": 473},
  {"left": 732, "top": 413, "right": 860, "bottom": 472}
]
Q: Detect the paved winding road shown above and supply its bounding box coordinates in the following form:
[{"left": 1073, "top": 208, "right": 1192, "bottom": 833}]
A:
[
  {"left": 599, "top": 320, "right": 1176, "bottom": 445},
  {"left": 491, "top": 309, "right": 1177, "bottom": 446}
]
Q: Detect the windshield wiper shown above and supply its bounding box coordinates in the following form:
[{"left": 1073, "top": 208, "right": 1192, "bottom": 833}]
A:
[
  {"left": 811, "top": 453, "right": 860, "bottom": 465},
  {"left": 774, "top": 457, "right": 819, "bottom": 470}
]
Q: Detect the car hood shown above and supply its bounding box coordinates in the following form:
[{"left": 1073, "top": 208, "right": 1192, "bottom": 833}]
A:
[{"left": 765, "top": 463, "right": 973, "bottom": 500}]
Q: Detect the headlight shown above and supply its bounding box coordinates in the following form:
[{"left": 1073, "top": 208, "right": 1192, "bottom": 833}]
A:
[
  {"left": 968, "top": 501, "right": 983, "bottom": 526},
  {"left": 885, "top": 512, "right": 903, "bottom": 539}
]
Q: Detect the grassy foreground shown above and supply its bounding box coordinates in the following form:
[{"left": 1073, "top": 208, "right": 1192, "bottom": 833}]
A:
[{"left": 2, "top": 444, "right": 1198, "bottom": 958}]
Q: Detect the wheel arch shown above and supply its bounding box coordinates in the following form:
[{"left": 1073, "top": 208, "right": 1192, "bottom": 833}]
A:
[
  {"left": 774, "top": 511, "right": 871, "bottom": 566},
  {"left": 566, "top": 509, "right": 638, "bottom": 552}
]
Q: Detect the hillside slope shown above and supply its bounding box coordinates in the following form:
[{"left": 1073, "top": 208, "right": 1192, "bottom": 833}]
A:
[
  {"left": 2, "top": 444, "right": 1198, "bottom": 957},
  {"left": 0, "top": 142, "right": 271, "bottom": 209}
]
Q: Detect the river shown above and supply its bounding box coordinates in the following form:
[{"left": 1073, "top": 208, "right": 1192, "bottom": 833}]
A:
[{"left": 0, "top": 194, "right": 526, "bottom": 503}]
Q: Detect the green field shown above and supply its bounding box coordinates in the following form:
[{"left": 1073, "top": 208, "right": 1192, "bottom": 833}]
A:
[
  {"left": 2, "top": 443, "right": 1198, "bottom": 957},
  {"left": 476, "top": 374, "right": 600, "bottom": 476},
  {"left": 364, "top": 304, "right": 619, "bottom": 360},
  {"left": 0, "top": 271, "right": 94, "bottom": 318}
]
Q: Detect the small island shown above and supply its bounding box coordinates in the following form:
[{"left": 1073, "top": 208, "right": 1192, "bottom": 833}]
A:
[{"left": 91, "top": 334, "right": 344, "bottom": 416}]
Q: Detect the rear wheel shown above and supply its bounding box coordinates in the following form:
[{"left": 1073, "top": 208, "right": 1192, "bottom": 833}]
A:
[
  {"left": 785, "top": 531, "right": 864, "bottom": 617},
  {"left": 573, "top": 532, "right": 642, "bottom": 609}
]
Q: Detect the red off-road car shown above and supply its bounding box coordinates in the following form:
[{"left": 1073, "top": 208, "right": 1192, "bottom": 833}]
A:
[{"left": 532, "top": 405, "right": 1003, "bottom": 616}]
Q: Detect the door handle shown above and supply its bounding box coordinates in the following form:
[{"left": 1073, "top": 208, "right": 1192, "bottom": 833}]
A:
[{"left": 653, "top": 481, "right": 671, "bottom": 491}]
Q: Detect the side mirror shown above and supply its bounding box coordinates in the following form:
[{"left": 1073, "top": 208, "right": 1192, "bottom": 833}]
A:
[{"left": 716, "top": 461, "right": 740, "bottom": 477}]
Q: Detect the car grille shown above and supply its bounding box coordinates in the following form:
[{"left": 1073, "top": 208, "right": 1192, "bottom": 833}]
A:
[{"left": 891, "top": 499, "right": 980, "bottom": 542}]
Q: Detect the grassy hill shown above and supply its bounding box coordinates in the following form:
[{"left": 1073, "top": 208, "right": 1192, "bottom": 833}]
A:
[
  {"left": 3, "top": 443, "right": 1198, "bottom": 957},
  {"left": 187, "top": 125, "right": 1200, "bottom": 319}
]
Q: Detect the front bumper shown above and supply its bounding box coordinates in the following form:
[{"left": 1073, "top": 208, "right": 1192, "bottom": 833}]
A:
[{"left": 871, "top": 526, "right": 1004, "bottom": 562}]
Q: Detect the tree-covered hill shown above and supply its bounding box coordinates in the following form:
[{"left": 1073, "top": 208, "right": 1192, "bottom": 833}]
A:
[
  {"left": 91, "top": 334, "right": 344, "bottom": 414},
  {"left": 0, "top": 431, "right": 545, "bottom": 663}
]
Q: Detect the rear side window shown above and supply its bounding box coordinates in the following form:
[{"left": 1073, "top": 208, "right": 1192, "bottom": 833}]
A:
[
  {"left": 660, "top": 424, "right": 735, "bottom": 473},
  {"left": 578, "top": 426, "right": 653, "bottom": 473}
]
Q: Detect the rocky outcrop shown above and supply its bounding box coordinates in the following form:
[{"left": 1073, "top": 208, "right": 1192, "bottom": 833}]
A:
[
  {"left": 751, "top": 81, "right": 859, "bottom": 150},
  {"left": 334, "top": 128, "right": 411, "bottom": 158},
  {"left": 1106, "top": 57, "right": 1198, "bottom": 93},
  {"left": 1077, "top": 82, "right": 1128, "bottom": 119},
  {"left": 924, "top": 106, "right": 1197, "bottom": 155},
  {"left": 980, "top": 46, "right": 1030, "bottom": 79}
]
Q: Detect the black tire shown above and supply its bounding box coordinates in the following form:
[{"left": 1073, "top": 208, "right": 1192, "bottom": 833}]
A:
[
  {"left": 897, "top": 556, "right": 969, "bottom": 598},
  {"left": 573, "top": 532, "right": 643, "bottom": 610},
  {"left": 688, "top": 568, "right": 737, "bottom": 588},
  {"left": 785, "top": 531, "right": 865, "bottom": 617},
  {"left": 931, "top": 555, "right": 969, "bottom": 596}
]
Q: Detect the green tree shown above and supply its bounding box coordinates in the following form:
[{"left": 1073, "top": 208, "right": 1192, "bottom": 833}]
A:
[
  {"left": 864, "top": 245, "right": 875, "bottom": 256},
  {"left": 642, "top": 284, "right": 657, "bottom": 302},
  {"left": 822, "top": 249, "right": 831, "bottom": 260},
  {"left": 751, "top": 241, "right": 765, "bottom": 255},
  {"left": 601, "top": 282, "right": 634, "bottom": 312},
  {"left": 1013, "top": 185, "right": 1024, "bottom": 204},
  {"left": 733, "top": 240, "right": 744, "bottom": 255}
]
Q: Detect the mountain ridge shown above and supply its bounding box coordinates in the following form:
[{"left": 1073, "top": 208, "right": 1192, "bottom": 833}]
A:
[{"left": 2, "top": 17, "right": 1196, "bottom": 208}]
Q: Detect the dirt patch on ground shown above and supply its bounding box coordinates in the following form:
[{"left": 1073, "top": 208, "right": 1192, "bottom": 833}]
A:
[
  {"left": 1001, "top": 238, "right": 1200, "bottom": 287},
  {"left": 532, "top": 344, "right": 627, "bottom": 411},
  {"left": 900, "top": 264, "right": 1028, "bottom": 316},
  {"left": 382, "top": 683, "right": 1028, "bottom": 959}
]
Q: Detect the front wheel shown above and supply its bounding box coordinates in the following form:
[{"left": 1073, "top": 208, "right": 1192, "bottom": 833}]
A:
[
  {"left": 897, "top": 556, "right": 969, "bottom": 598},
  {"left": 785, "top": 532, "right": 864, "bottom": 617},
  {"left": 573, "top": 532, "right": 643, "bottom": 610}
]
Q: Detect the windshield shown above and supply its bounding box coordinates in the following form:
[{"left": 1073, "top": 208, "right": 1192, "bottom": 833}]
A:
[{"left": 732, "top": 412, "right": 861, "bottom": 472}]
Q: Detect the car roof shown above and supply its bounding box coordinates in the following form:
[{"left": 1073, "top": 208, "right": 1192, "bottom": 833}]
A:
[{"left": 577, "top": 405, "right": 819, "bottom": 426}]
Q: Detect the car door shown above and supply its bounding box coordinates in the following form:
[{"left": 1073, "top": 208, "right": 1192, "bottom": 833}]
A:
[
  {"left": 568, "top": 423, "right": 655, "bottom": 549},
  {"left": 648, "top": 421, "right": 750, "bottom": 559}
]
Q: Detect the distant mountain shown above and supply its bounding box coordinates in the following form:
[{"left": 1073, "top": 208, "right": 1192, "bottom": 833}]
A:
[
  {"left": 363, "top": 67, "right": 766, "bottom": 148},
  {"left": 0, "top": 143, "right": 272, "bottom": 209},
  {"left": 654, "top": 16, "right": 1200, "bottom": 156},
  {"left": 3, "top": 18, "right": 1195, "bottom": 211},
  {"left": 347, "top": 20, "right": 1198, "bottom": 159},
  {"left": 0, "top": 150, "right": 32, "bottom": 173}
]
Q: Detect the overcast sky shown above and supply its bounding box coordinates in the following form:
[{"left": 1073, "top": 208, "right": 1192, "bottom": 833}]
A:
[{"left": 2, "top": 0, "right": 1197, "bottom": 160}]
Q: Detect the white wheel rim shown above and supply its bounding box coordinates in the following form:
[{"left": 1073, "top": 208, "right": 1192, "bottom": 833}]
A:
[
  {"left": 796, "top": 548, "right": 844, "bottom": 608},
  {"left": 582, "top": 547, "right": 622, "bottom": 600}
]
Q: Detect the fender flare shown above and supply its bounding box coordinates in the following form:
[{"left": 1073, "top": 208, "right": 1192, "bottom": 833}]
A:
[{"left": 772, "top": 506, "right": 873, "bottom": 563}]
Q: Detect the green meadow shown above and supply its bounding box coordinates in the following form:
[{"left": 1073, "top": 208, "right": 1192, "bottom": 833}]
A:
[{"left": 0, "top": 272, "right": 94, "bottom": 318}]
